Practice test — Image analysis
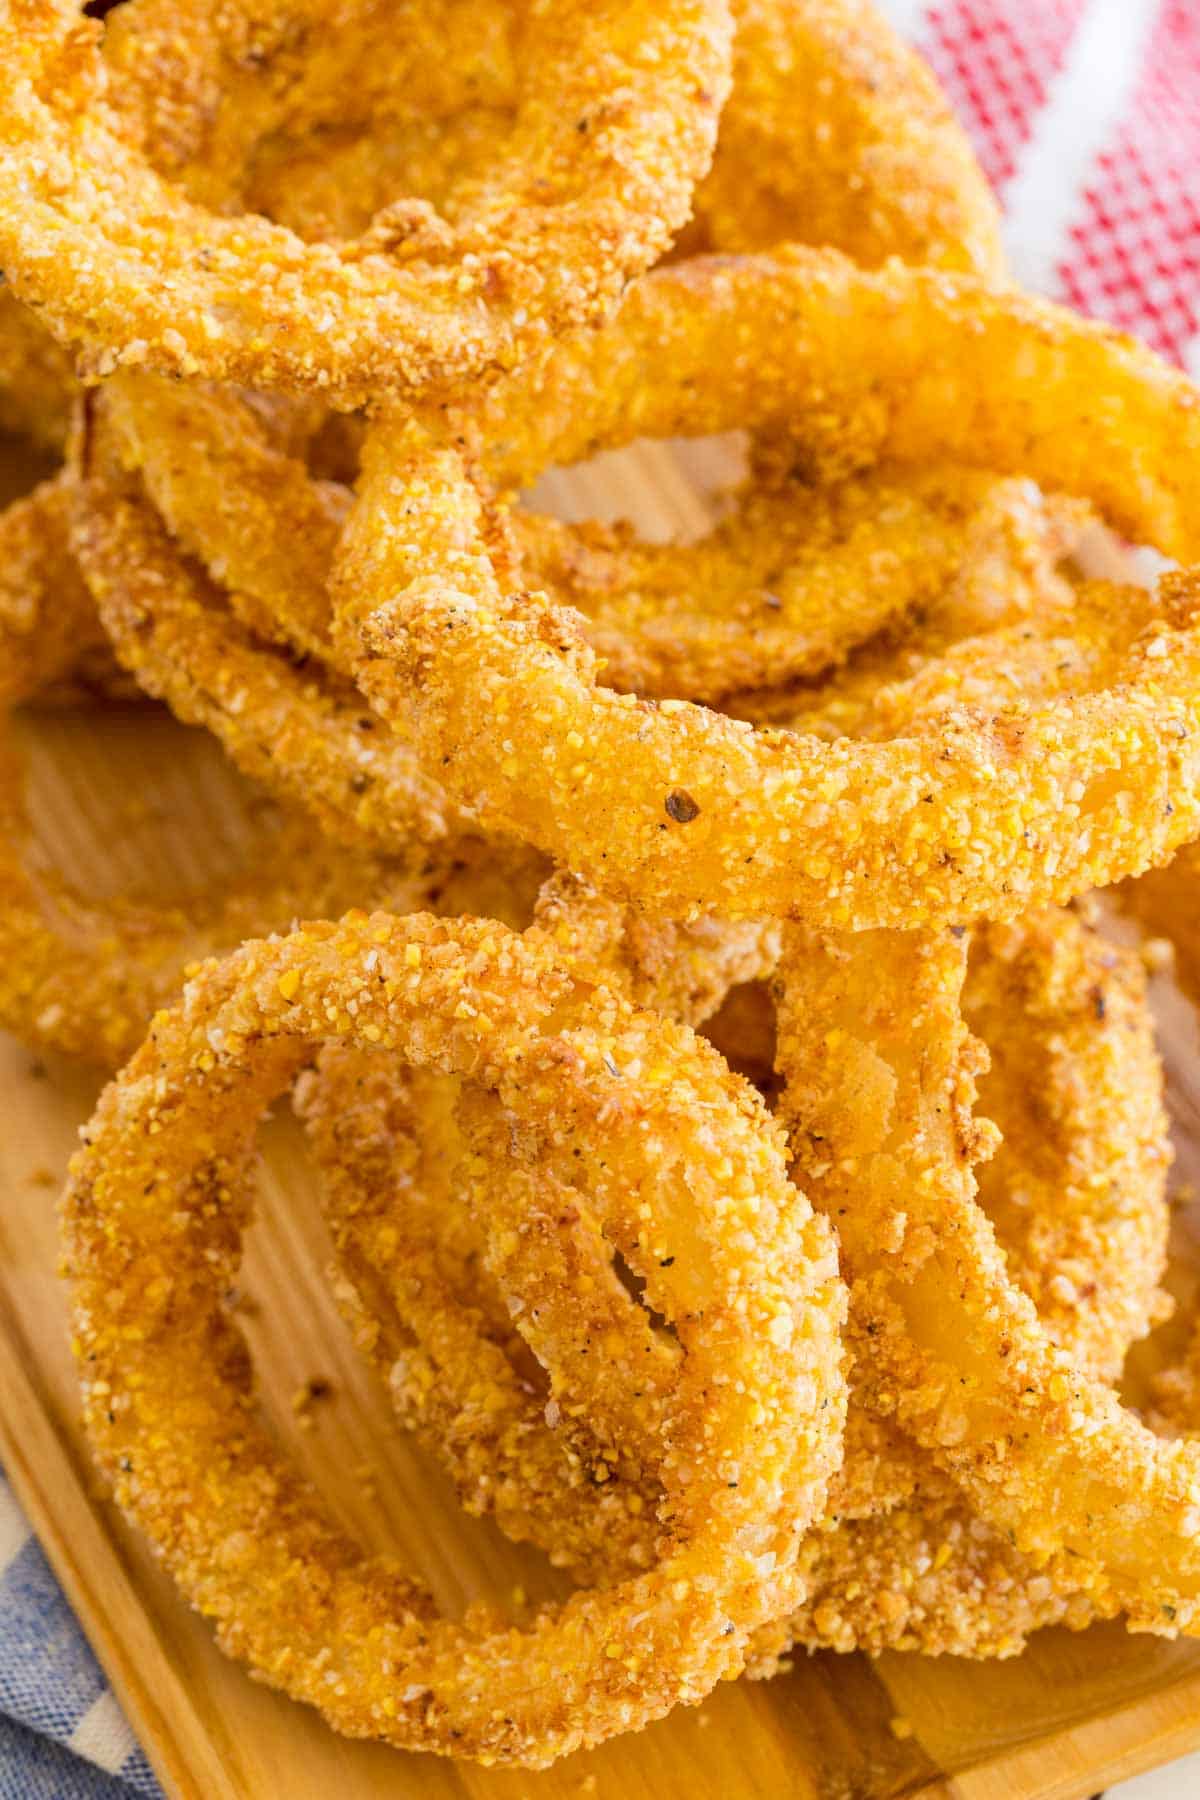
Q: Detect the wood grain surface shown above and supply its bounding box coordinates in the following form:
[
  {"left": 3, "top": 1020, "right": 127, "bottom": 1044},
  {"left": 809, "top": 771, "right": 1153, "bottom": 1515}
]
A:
[{"left": 2, "top": 442, "right": 1199, "bottom": 1800}]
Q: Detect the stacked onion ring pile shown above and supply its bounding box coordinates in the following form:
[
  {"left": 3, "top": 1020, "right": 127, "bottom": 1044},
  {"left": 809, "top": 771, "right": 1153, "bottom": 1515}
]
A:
[{"left": 1, "top": 0, "right": 1200, "bottom": 1771}]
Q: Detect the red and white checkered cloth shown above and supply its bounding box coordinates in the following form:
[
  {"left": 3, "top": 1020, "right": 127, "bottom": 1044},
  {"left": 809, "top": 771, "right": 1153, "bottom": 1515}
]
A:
[{"left": 880, "top": 0, "right": 1200, "bottom": 371}]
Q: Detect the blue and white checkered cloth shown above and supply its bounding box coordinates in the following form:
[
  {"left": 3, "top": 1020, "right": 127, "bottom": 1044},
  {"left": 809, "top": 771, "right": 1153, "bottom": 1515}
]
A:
[{"left": 0, "top": 1476, "right": 160, "bottom": 1798}]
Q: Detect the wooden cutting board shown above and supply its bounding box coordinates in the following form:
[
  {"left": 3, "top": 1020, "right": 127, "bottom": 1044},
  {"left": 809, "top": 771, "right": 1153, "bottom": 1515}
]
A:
[{"left": 3, "top": 440, "right": 1200, "bottom": 1800}]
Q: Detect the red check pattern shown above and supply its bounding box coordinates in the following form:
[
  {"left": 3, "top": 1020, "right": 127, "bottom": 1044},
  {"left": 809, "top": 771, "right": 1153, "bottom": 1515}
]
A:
[
  {"left": 1057, "top": 2, "right": 1200, "bottom": 362},
  {"left": 922, "top": 0, "right": 1086, "bottom": 190},
  {"left": 884, "top": 0, "right": 1200, "bottom": 367}
]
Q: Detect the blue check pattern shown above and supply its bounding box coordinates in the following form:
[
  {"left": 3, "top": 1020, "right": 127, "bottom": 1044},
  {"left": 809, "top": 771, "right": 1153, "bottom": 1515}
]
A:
[{"left": 0, "top": 1475, "right": 160, "bottom": 1799}]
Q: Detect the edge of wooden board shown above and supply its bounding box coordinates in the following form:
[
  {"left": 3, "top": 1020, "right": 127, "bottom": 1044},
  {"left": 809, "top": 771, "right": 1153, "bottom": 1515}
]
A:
[
  {"left": 0, "top": 1299, "right": 241, "bottom": 1800},
  {"left": 922, "top": 1670, "right": 1200, "bottom": 1800}
]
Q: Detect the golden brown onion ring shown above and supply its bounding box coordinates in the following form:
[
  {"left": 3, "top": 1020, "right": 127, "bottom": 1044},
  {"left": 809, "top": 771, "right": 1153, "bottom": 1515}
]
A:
[
  {"left": 98, "top": 335, "right": 1081, "bottom": 758},
  {"left": 684, "top": 0, "right": 1004, "bottom": 276},
  {"left": 0, "top": 0, "right": 731, "bottom": 404},
  {"left": 339, "top": 250, "right": 1200, "bottom": 926},
  {"left": 71, "top": 391, "right": 468, "bottom": 851},
  {"left": 773, "top": 918, "right": 1200, "bottom": 1636},
  {"left": 103, "top": 0, "right": 1003, "bottom": 278},
  {"left": 62, "top": 912, "right": 845, "bottom": 1765}
]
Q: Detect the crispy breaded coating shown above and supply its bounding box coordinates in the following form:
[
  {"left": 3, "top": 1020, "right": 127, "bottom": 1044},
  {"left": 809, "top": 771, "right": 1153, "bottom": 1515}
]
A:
[{"left": 63, "top": 912, "right": 845, "bottom": 1764}]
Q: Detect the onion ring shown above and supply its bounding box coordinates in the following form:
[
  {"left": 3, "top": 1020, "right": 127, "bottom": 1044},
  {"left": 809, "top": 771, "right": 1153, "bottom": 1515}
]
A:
[
  {"left": 94, "top": 346, "right": 1082, "bottom": 782},
  {"left": 71, "top": 388, "right": 468, "bottom": 851},
  {"left": 757, "top": 906, "right": 1171, "bottom": 1661},
  {"left": 0, "top": 0, "right": 731, "bottom": 404},
  {"left": 966, "top": 910, "right": 1171, "bottom": 1382},
  {"left": 303, "top": 903, "right": 1167, "bottom": 1658},
  {"left": 62, "top": 912, "right": 845, "bottom": 1765},
  {"left": 683, "top": 0, "right": 1004, "bottom": 276},
  {"left": 339, "top": 250, "right": 1200, "bottom": 927},
  {"left": 773, "top": 916, "right": 1200, "bottom": 1635},
  {"left": 85, "top": 371, "right": 1084, "bottom": 912},
  {"left": 102, "top": 0, "right": 1002, "bottom": 279}
]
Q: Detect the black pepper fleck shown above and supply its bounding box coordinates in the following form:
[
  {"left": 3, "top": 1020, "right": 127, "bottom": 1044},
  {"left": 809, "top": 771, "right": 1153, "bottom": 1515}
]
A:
[{"left": 665, "top": 789, "right": 701, "bottom": 824}]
